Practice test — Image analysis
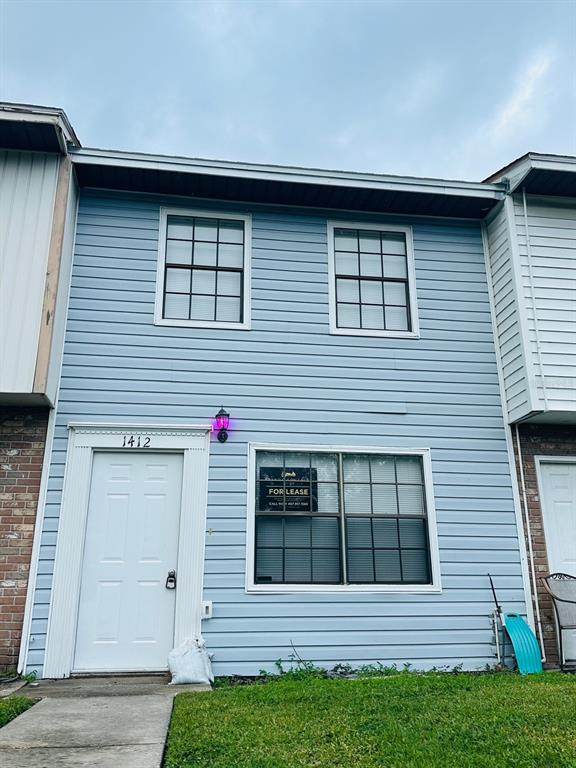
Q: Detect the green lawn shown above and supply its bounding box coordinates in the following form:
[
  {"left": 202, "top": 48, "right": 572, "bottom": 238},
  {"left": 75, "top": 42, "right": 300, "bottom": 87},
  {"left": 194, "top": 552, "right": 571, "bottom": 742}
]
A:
[
  {"left": 0, "top": 696, "right": 34, "bottom": 728},
  {"left": 164, "top": 672, "right": 576, "bottom": 768}
]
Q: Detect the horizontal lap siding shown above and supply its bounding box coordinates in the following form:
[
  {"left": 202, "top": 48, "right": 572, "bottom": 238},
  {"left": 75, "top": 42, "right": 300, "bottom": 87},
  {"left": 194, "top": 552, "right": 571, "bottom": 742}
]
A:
[
  {"left": 27, "top": 191, "right": 525, "bottom": 675},
  {"left": 513, "top": 195, "right": 576, "bottom": 411},
  {"left": 485, "top": 206, "right": 530, "bottom": 421}
]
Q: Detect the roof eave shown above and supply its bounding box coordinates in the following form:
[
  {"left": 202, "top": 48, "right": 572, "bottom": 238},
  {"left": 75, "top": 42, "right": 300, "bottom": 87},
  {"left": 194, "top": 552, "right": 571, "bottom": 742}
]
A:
[
  {"left": 0, "top": 102, "right": 81, "bottom": 150},
  {"left": 486, "top": 152, "right": 576, "bottom": 193},
  {"left": 70, "top": 147, "right": 505, "bottom": 201}
]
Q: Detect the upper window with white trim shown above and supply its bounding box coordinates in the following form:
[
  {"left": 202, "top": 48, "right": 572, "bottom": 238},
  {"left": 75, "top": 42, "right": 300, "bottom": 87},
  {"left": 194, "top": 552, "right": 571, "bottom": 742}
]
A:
[
  {"left": 328, "top": 222, "right": 418, "bottom": 338},
  {"left": 251, "top": 448, "right": 438, "bottom": 590},
  {"left": 156, "top": 209, "right": 251, "bottom": 329}
]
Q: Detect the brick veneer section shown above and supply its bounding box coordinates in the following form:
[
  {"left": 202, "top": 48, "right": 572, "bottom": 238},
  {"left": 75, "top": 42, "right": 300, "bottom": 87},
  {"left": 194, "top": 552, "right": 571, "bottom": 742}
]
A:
[
  {"left": 0, "top": 407, "right": 49, "bottom": 671},
  {"left": 513, "top": 423, "right": 576, "bottom": 667}
]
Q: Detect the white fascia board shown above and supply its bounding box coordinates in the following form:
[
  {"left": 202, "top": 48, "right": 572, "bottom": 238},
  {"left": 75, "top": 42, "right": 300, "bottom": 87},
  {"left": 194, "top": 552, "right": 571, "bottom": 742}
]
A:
[
  {"left": 0, "top": 104, "right": 80, "bottom": 149},
  {"left": 70, "top": 148, "right": 506, "bottom": 200},
  {"left": 0, "top": 111, "right": 60, "bottom": 126},
  {"left": 500, "top": 154, "right": 576, "bottom": 193},
  {"left": 530, "top": 154, "right": 576, "bottom": 171},
  {"left": 529, "top": 157, "right": 576, "bottom": 177}
]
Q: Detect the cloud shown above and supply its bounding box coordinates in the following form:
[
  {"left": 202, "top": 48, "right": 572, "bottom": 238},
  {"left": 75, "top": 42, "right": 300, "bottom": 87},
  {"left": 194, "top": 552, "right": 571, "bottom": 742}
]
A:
[
  {"left": 445, "top": 46, "right": 558, "bottom": 179},
  {"left": 487, "top": 48, "right": 555, "bottom": 141}
]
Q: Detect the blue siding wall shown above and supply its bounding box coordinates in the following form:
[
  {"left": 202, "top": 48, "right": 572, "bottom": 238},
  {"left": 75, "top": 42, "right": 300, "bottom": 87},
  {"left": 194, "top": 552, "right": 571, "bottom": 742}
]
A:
[{"left": 27, "top": 190, "right": 526, "bottom": 675}]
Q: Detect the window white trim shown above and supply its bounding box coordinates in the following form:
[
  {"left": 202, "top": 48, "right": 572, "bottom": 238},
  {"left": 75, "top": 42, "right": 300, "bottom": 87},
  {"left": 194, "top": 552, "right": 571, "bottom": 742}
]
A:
[
  {"left": 154, "top": 207, "right": 252, "bottom": 330},
  {"left": 43, "top": 422, "right": 211, "bottom": 678},
  {"left": 245, "top": 442, "right": 441, "bottom": 594},
  {"left": 327, "top": 221, "right": 419, "bottom": 339}
]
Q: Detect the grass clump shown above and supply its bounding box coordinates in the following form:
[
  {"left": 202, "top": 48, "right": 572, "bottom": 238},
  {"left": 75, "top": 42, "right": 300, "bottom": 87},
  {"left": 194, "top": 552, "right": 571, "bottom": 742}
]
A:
[
  {"left": 213, "top": 650, "right": 475, "bottom": 688},
  {"left": 0, "top": 696, "right": 35, "bottom": 728}
]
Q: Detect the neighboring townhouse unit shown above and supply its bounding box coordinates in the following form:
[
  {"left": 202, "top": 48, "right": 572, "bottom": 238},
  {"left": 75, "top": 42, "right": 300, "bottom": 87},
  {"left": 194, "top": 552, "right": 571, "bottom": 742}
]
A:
[
  {"left": 485, "top": 154, "right": 576, "bottom": 667},
  {"left": 0, "top": 104, "right": 80, "bottom": 670},
  {"left": 7, "top": 104, "right": 535, "bottom": 679}
]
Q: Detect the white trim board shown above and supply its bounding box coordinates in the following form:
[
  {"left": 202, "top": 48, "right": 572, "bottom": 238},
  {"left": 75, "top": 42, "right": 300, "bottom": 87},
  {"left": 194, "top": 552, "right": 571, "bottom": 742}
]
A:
[
  {"left": 326, "top": 221, "right": 420, "bottom": 339},
  {"left": 535, "top": 456, "right": 576, "bottom": 465},
  {"left": 154, "top": 207, "right": 252, "bottom": 330},
  {"left": 481, "top": 222, "right": 536, "bottom": 633},
  {"left": 43, "top": 422, "right": 211, "bottom": 679},
  {"left": 245, "top": 442, "right": 441, "bottom": 594}
]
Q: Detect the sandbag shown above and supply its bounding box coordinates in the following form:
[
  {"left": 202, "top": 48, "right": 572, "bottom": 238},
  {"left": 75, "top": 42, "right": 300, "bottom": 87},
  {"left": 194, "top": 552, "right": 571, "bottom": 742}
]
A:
[{"left": 168, "top": 637, "right": 214, "bottom": 685}]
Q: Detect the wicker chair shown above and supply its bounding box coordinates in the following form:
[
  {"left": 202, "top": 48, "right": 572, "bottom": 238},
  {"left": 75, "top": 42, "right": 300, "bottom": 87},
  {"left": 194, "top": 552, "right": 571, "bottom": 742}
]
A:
[{"left": 541, "top": 573, "right": 576, "bottom": 671}]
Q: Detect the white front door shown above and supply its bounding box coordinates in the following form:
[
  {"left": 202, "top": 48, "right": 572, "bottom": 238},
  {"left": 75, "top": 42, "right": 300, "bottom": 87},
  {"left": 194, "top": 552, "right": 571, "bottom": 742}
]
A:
[
  {"left": 540, "top": 460, "right": 576, "bottom": 661},
  {"left": 74, "top": 451, "right": 183, "bottom": 672}
]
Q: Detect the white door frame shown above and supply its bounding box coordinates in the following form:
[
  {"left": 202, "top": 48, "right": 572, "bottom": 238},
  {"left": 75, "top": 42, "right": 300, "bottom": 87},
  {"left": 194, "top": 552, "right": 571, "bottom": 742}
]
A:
[
  {"left": 535, "top": 455, "right": 576, "bottom": 665},
  {"left": 535, "top": 455, "right": 576, "bottom": 573},
  {"left": 43, "top": 422, "right": 211, "bottom": 678}
]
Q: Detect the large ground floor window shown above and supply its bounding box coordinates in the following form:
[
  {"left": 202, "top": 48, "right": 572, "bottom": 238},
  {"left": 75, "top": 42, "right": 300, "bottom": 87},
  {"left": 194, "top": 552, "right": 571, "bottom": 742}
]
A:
[{"left": 249, "top": 447, "right": 439, "bottom": 589}]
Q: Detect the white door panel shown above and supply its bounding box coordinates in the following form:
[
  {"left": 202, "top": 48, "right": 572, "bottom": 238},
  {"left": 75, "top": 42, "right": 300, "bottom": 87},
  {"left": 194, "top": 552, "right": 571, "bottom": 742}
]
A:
[
  {"left": 540, "top": 461, "right": 576, "bottom": 661},
  {"left": 74, "top": 452, "right": 183, "bottom": 671}
]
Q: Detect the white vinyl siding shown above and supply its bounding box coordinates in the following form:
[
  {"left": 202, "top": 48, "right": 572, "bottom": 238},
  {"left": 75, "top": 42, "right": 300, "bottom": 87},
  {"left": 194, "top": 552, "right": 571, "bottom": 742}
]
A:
[
  {"left": 485, "top": 193, "right": 576, "bottom": 420},
  {"left": 0, "top": 151, "right": 59, "bottom": 394},
  {"left": 512, "top": 194, "right": 576, "bottom": 412},
  {"left": 484, "top": 203, "right": 531, "bottom": 422}
]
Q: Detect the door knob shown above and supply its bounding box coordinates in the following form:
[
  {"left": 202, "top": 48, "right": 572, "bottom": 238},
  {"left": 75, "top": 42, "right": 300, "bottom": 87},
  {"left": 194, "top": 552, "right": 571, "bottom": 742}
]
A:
[{"left": 165, "top": 570, "right": 177, "bottom": 590}]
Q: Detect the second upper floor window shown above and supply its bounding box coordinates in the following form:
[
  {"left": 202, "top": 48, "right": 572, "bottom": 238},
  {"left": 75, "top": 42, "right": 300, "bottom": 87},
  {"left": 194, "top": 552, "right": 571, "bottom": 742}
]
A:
[
  {"left": 328, "top": 222, "right": 419, "bottom": 338},
  {"left": 155, "top": 209, "right": 251, "bottom": 329}
]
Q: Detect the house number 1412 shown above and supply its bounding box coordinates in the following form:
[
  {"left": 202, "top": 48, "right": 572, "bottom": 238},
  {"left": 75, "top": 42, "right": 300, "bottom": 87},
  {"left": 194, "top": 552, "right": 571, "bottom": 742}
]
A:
[{"left": 122, "top": 435, "right": 151, "bottom": 448}]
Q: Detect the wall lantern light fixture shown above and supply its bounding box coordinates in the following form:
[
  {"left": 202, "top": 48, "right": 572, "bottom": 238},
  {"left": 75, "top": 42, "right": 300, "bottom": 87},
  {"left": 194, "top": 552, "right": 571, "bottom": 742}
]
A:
[{"left": 214, "top": 407, "right": 230, "bottom": 443}]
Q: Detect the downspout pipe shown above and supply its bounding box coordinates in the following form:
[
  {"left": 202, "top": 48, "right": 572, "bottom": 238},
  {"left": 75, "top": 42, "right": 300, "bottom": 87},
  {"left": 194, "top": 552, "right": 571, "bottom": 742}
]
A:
[{"left": 515, "top": 423, "right": 546, "bottom": 662}]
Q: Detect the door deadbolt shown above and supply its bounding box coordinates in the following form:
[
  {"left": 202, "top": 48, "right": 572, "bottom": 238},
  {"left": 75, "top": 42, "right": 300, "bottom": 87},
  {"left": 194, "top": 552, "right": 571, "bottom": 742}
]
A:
[{"left": 165, "top": 570, "right": 177, "bottom": 590}]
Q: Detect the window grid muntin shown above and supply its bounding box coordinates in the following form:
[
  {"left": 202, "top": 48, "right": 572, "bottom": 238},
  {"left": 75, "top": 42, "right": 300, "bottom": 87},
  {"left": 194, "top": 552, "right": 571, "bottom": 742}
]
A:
[
  {"left": 342, "top": 455, "right": 429, "bottom": 584},
  {"left": 342, "top": 454, "right": 426, "bottom": 516},
  {"left": 345, "top": 517, "right": 431, "bottom": 585},
  {"left": 255, "top": 516, "right": 343, "bottom": 584},
  {"left": 255, "top": 451, "right": 341, "bottom": 584},
  {"left": 163, "top": 215, "right": 245, "bottom": 323},
  {"left": 334, "top": 227, "right": 411, "bottom": 332},
  {"left": 254, "top": 450, "right": 431, "bottom": 586}
]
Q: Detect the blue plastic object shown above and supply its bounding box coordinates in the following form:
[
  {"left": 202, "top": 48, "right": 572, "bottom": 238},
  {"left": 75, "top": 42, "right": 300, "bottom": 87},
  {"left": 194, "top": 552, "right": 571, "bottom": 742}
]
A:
[{"left": 503, "top": 613, "right": 543, "bottom": 675}]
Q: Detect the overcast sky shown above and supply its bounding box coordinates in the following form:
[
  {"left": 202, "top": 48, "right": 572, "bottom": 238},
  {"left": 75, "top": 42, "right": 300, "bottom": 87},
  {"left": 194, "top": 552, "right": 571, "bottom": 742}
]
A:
[{"left": 1, "top": 0, "right": 575, "bottom": 181}]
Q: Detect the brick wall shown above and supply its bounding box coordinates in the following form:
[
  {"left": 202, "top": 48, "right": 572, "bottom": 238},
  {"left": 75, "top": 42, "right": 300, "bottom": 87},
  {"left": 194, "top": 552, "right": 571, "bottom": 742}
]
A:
[
  {"left": 0, "top": 407, "right": 49, "bottom": 671},
  {"left": 513, "top": 423, "right": 576, "bottom": 667}
]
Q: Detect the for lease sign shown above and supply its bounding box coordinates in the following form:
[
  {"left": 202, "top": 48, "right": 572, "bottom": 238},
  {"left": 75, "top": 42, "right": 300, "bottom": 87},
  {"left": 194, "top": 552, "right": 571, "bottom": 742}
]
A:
[{"left": 259, "top": 467, "right": 318, "bottom": 512}]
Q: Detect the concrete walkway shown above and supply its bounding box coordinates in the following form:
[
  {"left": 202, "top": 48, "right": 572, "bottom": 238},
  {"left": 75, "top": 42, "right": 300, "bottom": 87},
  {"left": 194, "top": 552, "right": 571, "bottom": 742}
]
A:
[{"left": 0, "top": 675, "right": 209, "bottom": 767}]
